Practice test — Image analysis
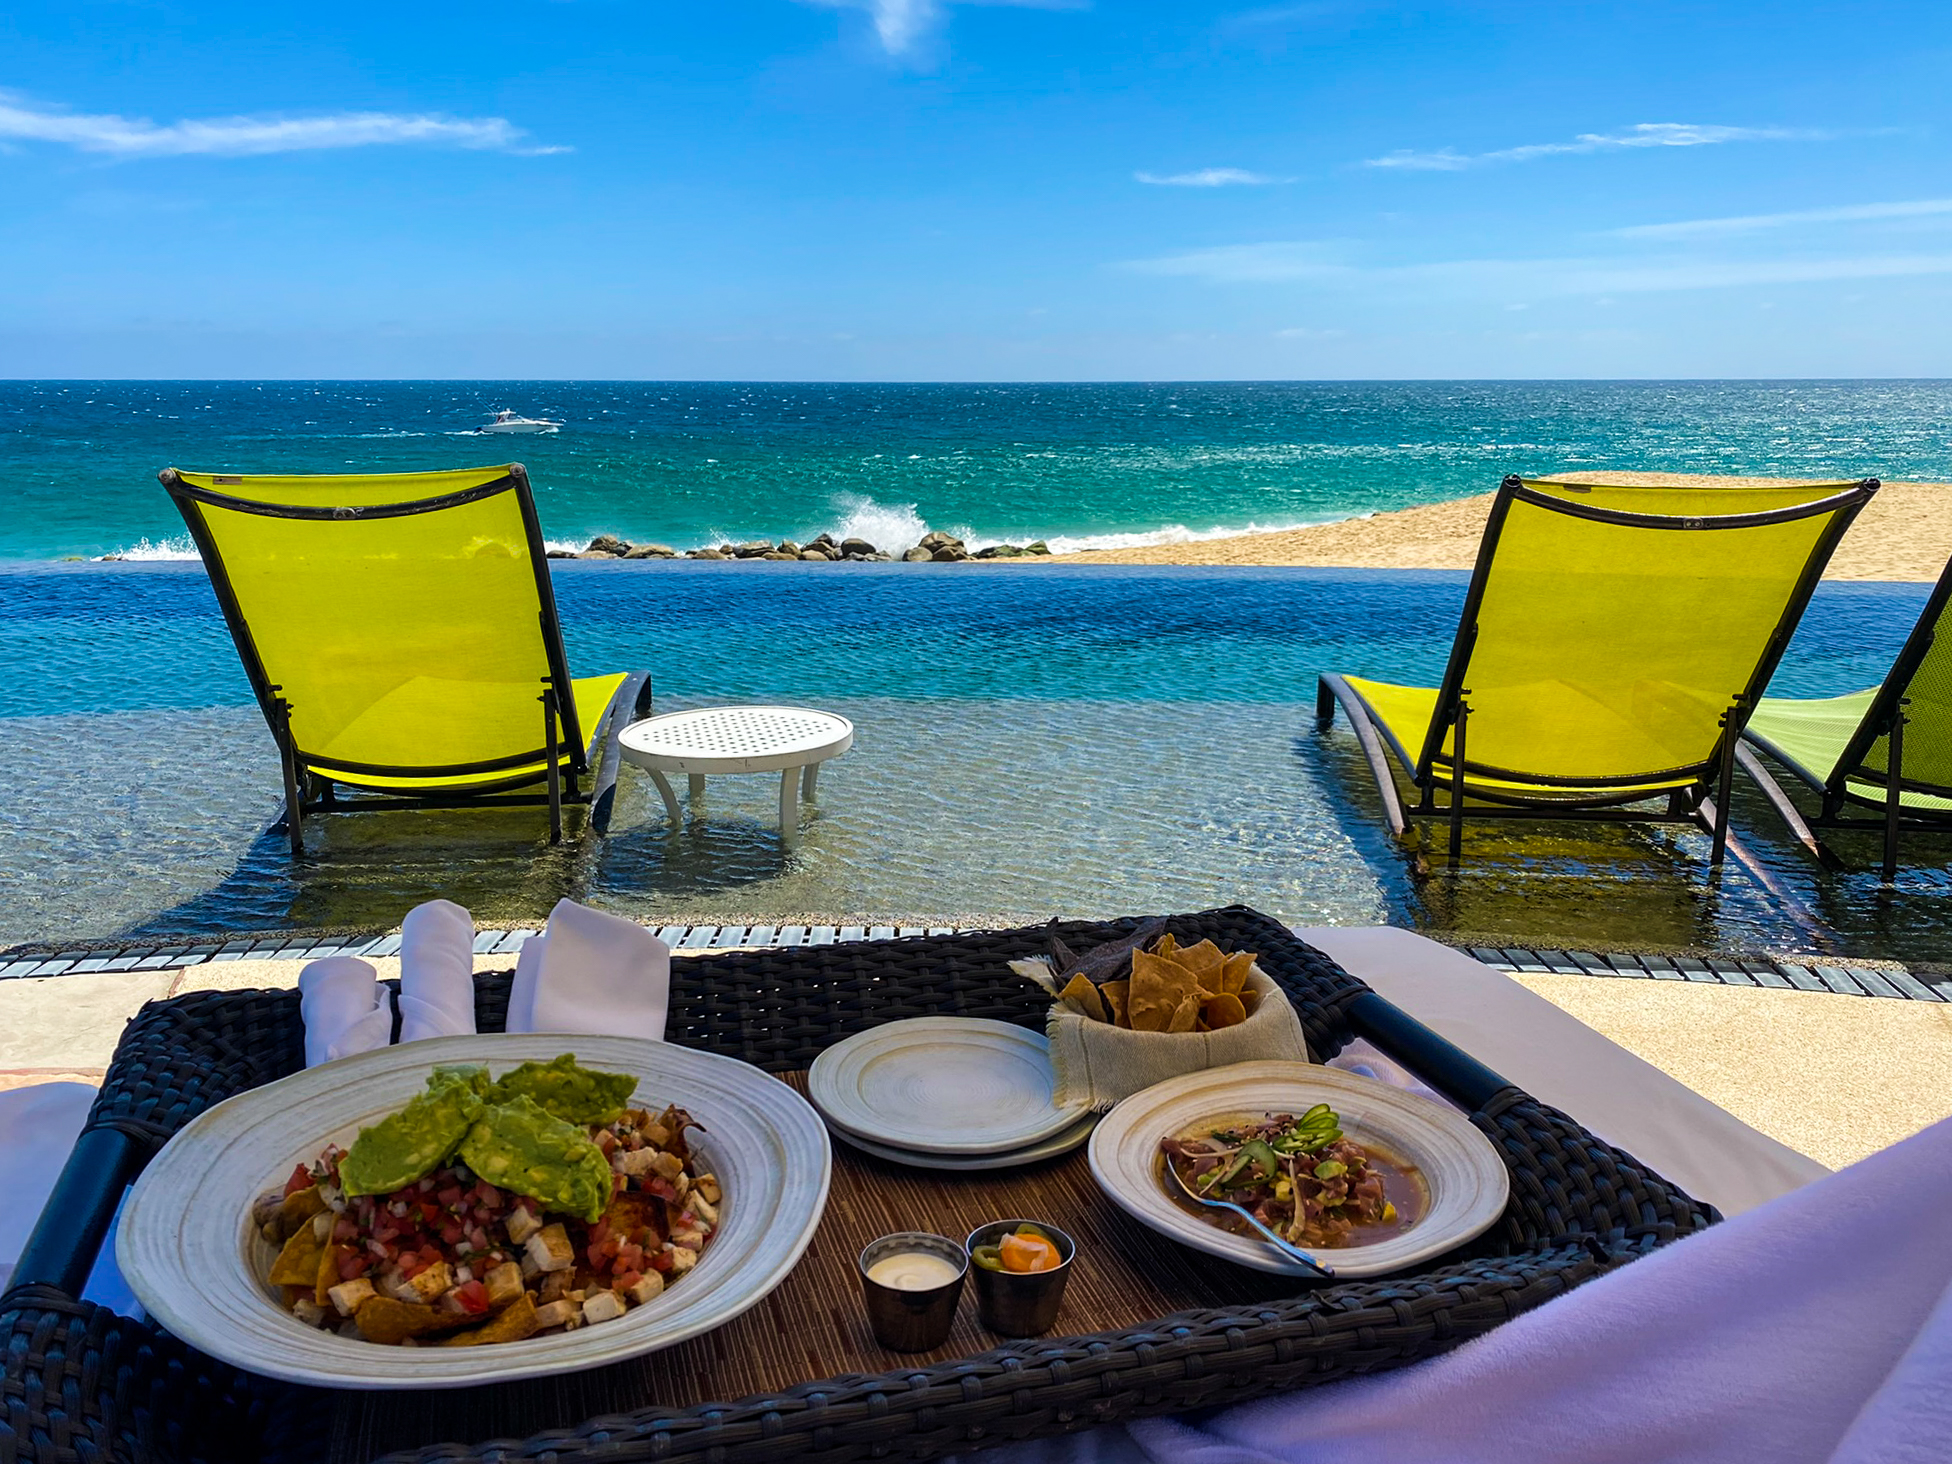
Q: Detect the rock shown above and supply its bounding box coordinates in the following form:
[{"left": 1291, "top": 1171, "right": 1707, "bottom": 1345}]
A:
[
  {"left": 839, "top": 537, "right": 877, "bottom": 557},
  {"left": 761, "top": 551, "right": 797, "bottom": 560},
  {"left": 733, "top": 540, "right": 773, "bottom": 558},
  {"left": 777, "top": 540, "right": 800, "bottom": 556},
  {"left": 546, "top": 550, "right": 577, "bottom": 559},
  {"left": 625, "top": 543, "right": 676, "bottom": 559},
  {"left": 901, "top": 546, "right": 934, "bottom": 562},
  {"left": 584, "top": 534, "right": 630, "bottom": 556},
  {"left": 866, "top": 552, "right": 895, "bottom": 561},
  {"left": 799, "top": 548, "right": 832, "bottom": 561},
  {"left": 931, "top": 546, "right": 969, "bottom": 562},
  {"left": 975, "top": 544, "right": 1025, "bottom": 559},
  {"left": 579, "top": 550, "right": 621, "bottom": 559},
  {"left": 689, "top": 548, "right": 727, "bottom": 560},
  {"left": 842, "top": 551, "right": 869, "bottom": 561},
  {"left": 810, "top": 532, "right": 837, "bottom": 547},
  {"left": 1025, "top": 541, "right": 1051, "bottom": 555},
  {"left": 919, "top": 530, "right": 966, "bottom": 553}
]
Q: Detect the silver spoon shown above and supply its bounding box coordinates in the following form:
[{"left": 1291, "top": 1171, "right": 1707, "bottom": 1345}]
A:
[{"left": 1169, "top": 1162, "right": 1336, "bottom": 1278}]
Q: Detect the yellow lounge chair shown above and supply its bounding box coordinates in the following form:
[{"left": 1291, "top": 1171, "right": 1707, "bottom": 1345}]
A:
[
  {"left": 1315, "top": 474, "right": 1877, "bottom": 865},
  {"left": 161, "top": 464, "right": 652, "bottom": 853},
  {"left": 1740, "top": 553, "right": 1952, "bottom": 880}
]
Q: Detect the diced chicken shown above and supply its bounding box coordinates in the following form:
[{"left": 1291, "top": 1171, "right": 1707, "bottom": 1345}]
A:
[
  {"left": 483, "top": 1261, "right": 525, "bottom": 1309},
  {"left": 581, "top": 1290, "right": 626, "bottom": 1325},
  {"left": 505, "top": 1206, "right": 543, "bottom": 1245},
  {"left": 292, "top": 1297, "right": 328, "bottom": 1326},
  {"left": 520, "top": 1252, "right": 543, "bottom": 1282},
  {"left": 538, "top": 1270, "right": 571, "bottom": 1305},
  {"left": 641, "top": 1121, "right": 671, "bottom": 1148},
  {"left": 684, "top": 1193, "right": 718, "bottom": 1226},
  {"left": 532, "top": 1298, "right": 579, "bottom": 1330},
  {"left": 525, "top": 1223, "right": 575, "bottom": 1274},
  {"left": 647, "top": 1151, "right": 685, "bottom": 1182},
  {"left": 623, "top": 1272, "right": 664, "bottom": 1306},
  {"left": 670, "top": 1222, "right": 705, "bottom": 1250},
  {"left": 692, "top": 1174, "right": 720, "bottom": 1205},
  {"left": 666, "top": 1244, "right": 699, "bottom": 1274},
  {"left": 614, "top": 1148, "right": 661, "bottom": 1178},
  {"left": 311, "top": 1211, "right": 333, "bottom": 1243},
  {"left": 328, "top": 1277, "right": 377, "bottom": 1318},
  {"left": 406, "top": 1260, "right": 454, "bottom": 1303}
]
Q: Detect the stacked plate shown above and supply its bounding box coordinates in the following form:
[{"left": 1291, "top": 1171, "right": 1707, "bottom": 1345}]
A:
[{"left": 808, "top": 1017, "right": 1095, "bottom": 1171}]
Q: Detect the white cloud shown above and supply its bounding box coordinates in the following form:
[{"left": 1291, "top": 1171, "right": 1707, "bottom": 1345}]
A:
[
  {"left": 0, "top": 91, "right": 565, "bottom": 158},
  {"left": 1365, "top": 122, "right": 1830, "bottom": 171},
  {"left": 1136, "top": 167, "right": 1286, "bottom": 187},
  {"left": 797, "top": 0, "right": 1083, "bottom": 60},
  {"left": 1612, "top": 198, "right": 1952, "bottom": 240}
]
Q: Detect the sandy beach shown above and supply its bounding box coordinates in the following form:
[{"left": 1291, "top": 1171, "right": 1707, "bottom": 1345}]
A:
[{"left": 1045, "top": 473, "right": 1952, "bottom": 581}]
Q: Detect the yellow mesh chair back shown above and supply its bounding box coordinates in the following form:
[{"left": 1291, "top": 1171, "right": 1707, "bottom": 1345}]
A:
[
  {"left": 1422, "top": 478, "right": 1876, "bottom": 791},
  {"left": 1836, "top": 559, "right": 1952, "bottom": 800},
  {"left": 163, "top": 464, "right": 640, "bottom": 850}
]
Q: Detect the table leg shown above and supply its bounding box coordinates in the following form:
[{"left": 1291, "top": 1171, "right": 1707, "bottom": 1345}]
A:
[
  {"left": 801, "top": 760, "right": 821, "bottom": 801},
  {"left": 688, "top": 773, "right": 706, "bottom": 805},
  {"left": 778, "top": 766, "right": 802, "bottom": 849},
  {"left": 648, "top": 770, "right": 682, "bottom": 825}
]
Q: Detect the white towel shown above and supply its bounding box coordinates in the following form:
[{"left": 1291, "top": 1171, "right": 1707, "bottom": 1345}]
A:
[
  {"left": 298, "top": 956, "right": 393, "bottom": 1067},
  {"left": 397, "top": 898, "right": 478, "bottom": 1044},
  {"left": 506, "top": 898, "right": 670, "bottom": 1041}
]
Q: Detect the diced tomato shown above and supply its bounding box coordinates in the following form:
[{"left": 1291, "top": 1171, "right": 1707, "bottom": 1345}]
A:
[
  {"left": 647, "top": 1178, "right": 678, "bottom": 1202},
  {"left": 418, "top": 1244, "right": 441, "bottom": 1267},
  {"left": 471, "top": 1180, "right": 502, "bottom": 1207},
  {"left": 336, "top": 1251, "right": 372, "bottom": 1281},
  {"left": 398, "top": 1252, "right": 426, "bottom": 1279},
  {"left": 648, "top": 1248, "right": 675, "bottom": 1273},
  {"left": 466, "top": 1226, "right": 488, "bottom": 1251},
  {"left": 332, "top": 1217, "right": 359, "bottom": 1243},
  {"left": 439, "top": 1221, "right": 466, "bottom": 1245},
  {"left": 450, "top": 1280, "right": 490, "bottom": 1316},
  {"left": 417, "top": 1200, "right": 442, "bottom": 1224},
  {"left": 615, "top": 1270, "right": 642, "bottom": 1291},
  {"left": 616, "top": 1242, "right": 644, "bottom": 1273},
  {"left": 437, "top": 1185, "right": 464, "bottom": 1207},
  {"left": 283, "top": 1164, "right": 312, "bottom": 1199}
]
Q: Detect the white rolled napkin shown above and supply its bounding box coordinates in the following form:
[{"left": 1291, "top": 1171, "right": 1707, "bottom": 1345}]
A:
[
  {"left": 506, "top": 898, "right": 670, "bottom": 1041},
  {"left": 298, "top": 956, "right": 394, "bottom": 1067},
  {"left": 397, "top": 898, "right": 478, "bottom": 1044}
]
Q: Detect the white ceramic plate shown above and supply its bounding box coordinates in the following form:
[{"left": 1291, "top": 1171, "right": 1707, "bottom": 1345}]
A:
[
  {"left": 1088, "top": 1060, "right": 1508, "bottom": 1279},
  {"left": 808, "top": 1017, "right": 1088, "bottom": 1155},
  {"left": 833, "top": 1111, "right": 1098, "bottom": 1171},
  {"left": 116, "top": 1033, "right": 832, "bottom": 1389}
]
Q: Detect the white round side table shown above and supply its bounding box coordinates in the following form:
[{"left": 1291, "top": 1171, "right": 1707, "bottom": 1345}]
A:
[{"left": 616, "top": 706, "right": 855, "bottom": 849}]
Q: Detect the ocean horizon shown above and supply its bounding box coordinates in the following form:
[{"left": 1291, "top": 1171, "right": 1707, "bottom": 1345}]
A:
[{"left": 6, "top": 379, "right": 1951, "bottom": 564}]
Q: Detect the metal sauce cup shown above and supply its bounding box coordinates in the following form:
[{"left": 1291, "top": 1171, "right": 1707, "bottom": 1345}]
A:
[
  {"left": 965, "top": 1219, "right": 1075, "bottom": 1338},
  {"left": 858, "top": 1232, "right": 968, "bottom": 1352}
]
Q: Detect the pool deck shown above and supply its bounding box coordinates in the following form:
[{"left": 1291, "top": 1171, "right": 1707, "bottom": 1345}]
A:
[{"left": 1, "top": 925, "right": 1947, "bottom": 1174}]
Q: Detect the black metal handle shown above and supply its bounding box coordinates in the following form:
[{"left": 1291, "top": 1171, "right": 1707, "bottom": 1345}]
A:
[
  {"left": 4, "top": 1127, "right": 144, "bottom": 1303},
  {"left": 1341, "top": 990, "right": 1513, "bottom": 1113}
]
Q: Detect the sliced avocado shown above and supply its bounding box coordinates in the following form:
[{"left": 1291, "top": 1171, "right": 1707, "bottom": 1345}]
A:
[
  {"left": 339, "top": 1077, "right": 484, "bottom": 1197},
  {"left": 458, "top": 1094, "right": 613, "bottom": 1223},
  {"left": 484, "top": 1054, "right": 637, "bottom": 1126}
]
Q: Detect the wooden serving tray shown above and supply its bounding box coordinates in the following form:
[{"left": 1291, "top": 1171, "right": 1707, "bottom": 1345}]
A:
[{"left": 326, "top": 1073, "right": 1296, "bottom": 1462}]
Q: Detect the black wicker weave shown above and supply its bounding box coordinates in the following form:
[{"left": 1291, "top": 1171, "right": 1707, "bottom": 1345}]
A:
[{"left": 0, "top": 907, "right": 1717, "bottom": 1464}]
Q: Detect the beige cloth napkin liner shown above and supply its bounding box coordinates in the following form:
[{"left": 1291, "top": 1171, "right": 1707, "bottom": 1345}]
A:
[{"left": 1014, "top": 957, "right": 1311, "bottom": 1110}]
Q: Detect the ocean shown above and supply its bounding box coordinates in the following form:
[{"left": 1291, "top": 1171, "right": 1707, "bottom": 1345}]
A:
[{"left": 6, "top": 380, "right": 1952, "bottom": 563}]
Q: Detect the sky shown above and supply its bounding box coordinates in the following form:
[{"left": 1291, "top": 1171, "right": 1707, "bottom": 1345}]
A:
[{"left": 4, "top": 1, "right": 1951, "bottom": 380}]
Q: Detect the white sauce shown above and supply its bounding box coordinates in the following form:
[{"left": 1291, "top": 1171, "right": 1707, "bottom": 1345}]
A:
[{"left": 866, "top": 1251, "right": 961, "bottom": 1290}]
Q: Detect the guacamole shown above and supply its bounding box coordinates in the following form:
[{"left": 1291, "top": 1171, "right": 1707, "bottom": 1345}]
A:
[
  {"left": 485, "top": 1053, "right": 638, "bottom": 1127},
  {"left": 339, "top": 1072, "right": 484, "bottom": 1197},
  {"left": 458, "top": 1093, "right": 614, "bottom": 1223}
]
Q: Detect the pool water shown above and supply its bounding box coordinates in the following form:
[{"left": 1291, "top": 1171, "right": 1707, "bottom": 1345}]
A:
[{"left": 2, "top": 562, "right": 1945, "bottom": 962}]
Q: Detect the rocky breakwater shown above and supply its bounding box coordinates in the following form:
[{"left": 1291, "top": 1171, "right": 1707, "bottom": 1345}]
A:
[{"left": 548, "top": 530, "right": 1053, "bottom": 563}]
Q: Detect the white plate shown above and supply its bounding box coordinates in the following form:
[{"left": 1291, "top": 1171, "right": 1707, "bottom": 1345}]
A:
[
  {"left": 1088, "top": 1060, "right": 1508, "bottom": 1279},
  {"left": 116, "top": 1034, "right": 832, "bottom": 1389},
  {"left": 808, "top": 1017, "right": 1088, "bottom": 1155},
  {"left": 833, "top": 1112, "right": 1099, "bottom": 1171}
]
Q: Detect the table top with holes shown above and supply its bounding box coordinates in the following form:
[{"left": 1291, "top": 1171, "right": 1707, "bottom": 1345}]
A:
[{"left": 616, "top": 705, "right": 856, "bottom": 775}]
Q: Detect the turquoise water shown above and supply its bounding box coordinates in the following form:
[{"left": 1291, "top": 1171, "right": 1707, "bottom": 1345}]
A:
[
  {"left": 2, "top": 562, "right": 1945, "bottom": 963},
  {"left": 7, "top": 380, "right": 1952, "bottom": 563}
]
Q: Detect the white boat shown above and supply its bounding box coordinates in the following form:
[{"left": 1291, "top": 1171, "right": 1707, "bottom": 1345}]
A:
[{"left": 476, "top": 409, "right": 563, "bottom": 435}]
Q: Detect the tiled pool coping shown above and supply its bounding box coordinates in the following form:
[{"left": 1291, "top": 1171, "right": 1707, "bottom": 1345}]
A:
[{"left": 0, "top": 926, "right": 1943, "bottom": 1002}]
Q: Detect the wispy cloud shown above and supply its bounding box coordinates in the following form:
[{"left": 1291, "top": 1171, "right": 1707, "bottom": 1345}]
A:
[
  {"left": 1612, "top": 198, "right": 1952, "bottom": 240},
  {"left": 1365, "top": 122, "right": 1831, "bottom": 172},
  {"left": 0, "top": 91, "right": 565, "bottom": 158},
  {"left": 797, "top": 0, "right": 1083, "bottom": 61},
  {"left": 1126, "top": 239, "right": 1952, "bottom": 294},
  {"left": 1136, "top": 167, "right": 1286, "bottom": 187}
]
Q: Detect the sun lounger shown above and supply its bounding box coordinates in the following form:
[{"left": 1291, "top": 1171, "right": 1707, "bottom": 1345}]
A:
[
  {"left": 1740, "top": 552, "right": 1952, "bottom": 879},
  {"left": 1316, "top": 474, "right": 1877, "bottom": 865},
  {"left": 161, "top": 464, "right": 652, "bottom": 852}
]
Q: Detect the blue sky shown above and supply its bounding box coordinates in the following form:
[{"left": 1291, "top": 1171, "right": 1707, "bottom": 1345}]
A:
[{"left": 4, "top": 1, "right": 1950, "bottom": 379}]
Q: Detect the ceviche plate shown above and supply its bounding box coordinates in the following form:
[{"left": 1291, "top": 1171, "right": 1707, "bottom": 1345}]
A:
[
  {"left": 1087, "top": 1060, "right": 1508, "bottom": 1279},
  {"left": 808, "top": 1017, "right": 1088, "bottom": 1155},
  {"left": 117, "top": 1033, "right": 832, "bottom": 1388}
]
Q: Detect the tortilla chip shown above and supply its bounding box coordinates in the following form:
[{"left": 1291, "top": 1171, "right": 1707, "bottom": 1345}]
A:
[
  {"left": 1239, "top": 985, "right": 1262, "bottom": 1016},
  {"left": 1129, "top": 949, "right": 1196, "bottom": 1033},
  {"left": 1100, "top": 979, "right": 1130, "bottom": 1027},
  {"left": 1220, "top": 952, "right": 1255, "bottom": 995},
  {"left": 1202, "top": 992, "right": 1247, "bottom": 1030},
  {"left": 1174, "top": 940, "right": 1227, "bottom": 985},
  {"left": 1166, "top": 992, "right": 1202, "bottom": 1034},
  {"left": 1058, "top": 972, "right": 1109, "bottom": 1024},
  {"left": 268, "top": 1225, "right": 326, "bottom": 1286},
  {"left": 353, "top": 1295, "right": 473, "bottom": 1345},
  {"left": 315, "top": 1243, "right": 345, "bottom": 1307},
  {"left": 277, "top": 1184, "right": 326, "bottom": 1240},
  {"left": 1152, "top": 933, "right": 1178, "bottom": 958},
  {"left": 440, "top": 1293, "right": 540, "bottom": 1347},
  {"left": 280, "top": 1284, "right": 312, "bottom": 1311}
]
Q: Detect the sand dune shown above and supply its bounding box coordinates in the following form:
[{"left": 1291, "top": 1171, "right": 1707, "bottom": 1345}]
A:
[{"left": 1045, "top": 473, "right": 1952, "bottom": 581}]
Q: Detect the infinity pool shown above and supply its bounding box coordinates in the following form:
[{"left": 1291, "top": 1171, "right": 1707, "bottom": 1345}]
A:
[{"left": 2, "top": 562, "right": 1945, "bottom": 962}]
